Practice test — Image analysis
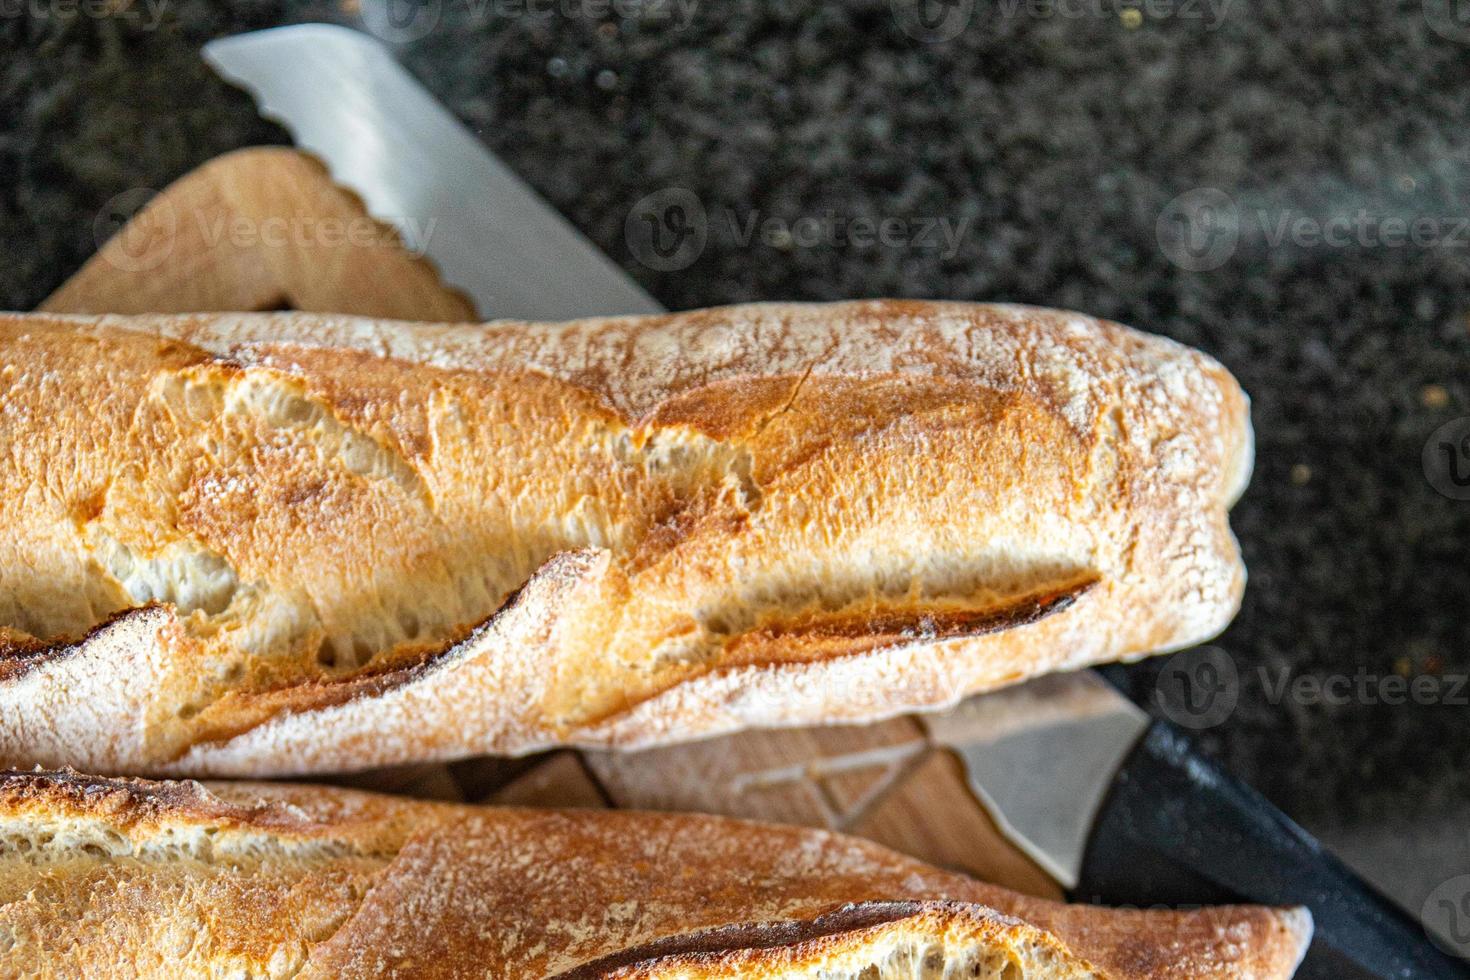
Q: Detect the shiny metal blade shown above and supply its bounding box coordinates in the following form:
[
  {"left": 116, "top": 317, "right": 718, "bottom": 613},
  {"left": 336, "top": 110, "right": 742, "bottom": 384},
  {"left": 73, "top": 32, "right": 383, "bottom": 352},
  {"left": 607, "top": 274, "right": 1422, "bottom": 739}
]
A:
[
  {"left": 203, "top": 24, "right": 661, "bottom": 321},
  {"left": 920, "top": 671, "right": 1149, "bottom": 889}
]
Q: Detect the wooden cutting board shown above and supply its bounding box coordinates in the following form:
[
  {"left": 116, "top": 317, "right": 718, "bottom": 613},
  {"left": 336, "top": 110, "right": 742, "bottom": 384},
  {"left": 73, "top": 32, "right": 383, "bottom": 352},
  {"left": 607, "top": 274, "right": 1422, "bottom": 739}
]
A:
[
  {"left": 43, "top": 148, "right": 475, "bottom": 322},
  {"left": 43, "top": 147, "right": 1061, "bottom": 901}
]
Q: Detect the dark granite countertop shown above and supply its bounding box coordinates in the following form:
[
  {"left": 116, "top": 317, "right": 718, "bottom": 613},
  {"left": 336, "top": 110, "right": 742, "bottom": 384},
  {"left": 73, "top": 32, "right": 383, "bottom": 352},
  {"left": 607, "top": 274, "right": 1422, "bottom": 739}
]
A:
[{"left": 3, "top": 0, "right": 1468, "bottom": 925}]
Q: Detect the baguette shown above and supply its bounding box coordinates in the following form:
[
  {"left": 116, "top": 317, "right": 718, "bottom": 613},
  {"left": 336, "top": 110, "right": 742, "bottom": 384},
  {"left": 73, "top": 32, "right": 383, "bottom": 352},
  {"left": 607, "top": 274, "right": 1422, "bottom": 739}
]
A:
[
  {"left": 0, "top": 770, "right": 1309, "bottom": 978},
  {"left": 0, "top": 301, "right": 1251, "bottom": 775}
]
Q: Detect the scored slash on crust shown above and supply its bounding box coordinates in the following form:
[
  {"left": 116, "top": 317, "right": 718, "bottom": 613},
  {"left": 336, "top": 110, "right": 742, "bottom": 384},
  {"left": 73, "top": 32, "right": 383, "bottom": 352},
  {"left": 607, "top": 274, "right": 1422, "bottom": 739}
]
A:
[
  {"left": 0, "top": 301, "right": 1252, "bottom": 775},
  {"left": 0, "top": 770, "right": 1311, "bottom": 979}
]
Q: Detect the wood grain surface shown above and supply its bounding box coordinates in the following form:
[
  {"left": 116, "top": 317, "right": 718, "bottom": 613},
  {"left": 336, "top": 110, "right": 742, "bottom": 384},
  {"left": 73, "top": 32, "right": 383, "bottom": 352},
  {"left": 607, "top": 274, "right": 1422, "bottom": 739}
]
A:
[{"left": 43, "top": 147, "right": 475, "bottom": 322}]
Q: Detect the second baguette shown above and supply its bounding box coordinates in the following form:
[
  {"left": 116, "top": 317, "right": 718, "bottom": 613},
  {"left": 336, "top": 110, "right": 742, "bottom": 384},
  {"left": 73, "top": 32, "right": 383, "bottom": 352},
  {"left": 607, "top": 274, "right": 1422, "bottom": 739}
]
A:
[{"left": 0, "top": 770, "right": 1310, "bottom": 978}]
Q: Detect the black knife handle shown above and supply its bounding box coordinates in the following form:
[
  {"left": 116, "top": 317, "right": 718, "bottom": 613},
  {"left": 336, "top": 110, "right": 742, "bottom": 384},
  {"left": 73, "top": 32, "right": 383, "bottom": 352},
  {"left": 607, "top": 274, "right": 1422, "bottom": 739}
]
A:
[{"left": 1073, "top": 720, "right": 1469, "bottom": 979}]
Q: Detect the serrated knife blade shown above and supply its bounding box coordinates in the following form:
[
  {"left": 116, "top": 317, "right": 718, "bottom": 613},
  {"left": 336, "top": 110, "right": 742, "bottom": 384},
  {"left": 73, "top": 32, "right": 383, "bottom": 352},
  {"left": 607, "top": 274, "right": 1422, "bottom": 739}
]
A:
[{"left": 203, "top": 23, "right": 661, "bottom": 321}]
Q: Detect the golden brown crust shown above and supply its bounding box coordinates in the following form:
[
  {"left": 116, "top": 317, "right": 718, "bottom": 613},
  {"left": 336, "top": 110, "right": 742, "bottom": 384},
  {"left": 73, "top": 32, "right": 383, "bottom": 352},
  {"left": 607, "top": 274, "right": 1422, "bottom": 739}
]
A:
[
  {"left": 0, "top": 771, "right": 1308, "bottom": 978},
  {"left": 550, "top": 905, "right": 1099, "bottom": 979},
  {"left": 0, "top": 301, "right": 1252, "bottom": 776}
]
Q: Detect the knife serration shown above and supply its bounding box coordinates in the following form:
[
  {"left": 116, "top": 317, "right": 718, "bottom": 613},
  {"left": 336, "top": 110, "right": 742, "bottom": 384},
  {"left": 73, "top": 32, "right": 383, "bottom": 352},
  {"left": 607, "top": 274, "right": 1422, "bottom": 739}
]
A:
[{"left": 203, "top": 24, "right": 662, "bottom": 321}]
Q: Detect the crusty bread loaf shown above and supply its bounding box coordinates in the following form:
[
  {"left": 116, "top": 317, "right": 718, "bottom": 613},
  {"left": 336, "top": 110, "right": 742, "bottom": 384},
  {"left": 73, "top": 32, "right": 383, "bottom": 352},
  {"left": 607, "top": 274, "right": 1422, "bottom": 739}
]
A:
[
  {"left": 0, "top": 770, "right": 1308, "bottom": 978},
  {"left": 0, "top": 301, "right": 1251, "bottom": 776}
]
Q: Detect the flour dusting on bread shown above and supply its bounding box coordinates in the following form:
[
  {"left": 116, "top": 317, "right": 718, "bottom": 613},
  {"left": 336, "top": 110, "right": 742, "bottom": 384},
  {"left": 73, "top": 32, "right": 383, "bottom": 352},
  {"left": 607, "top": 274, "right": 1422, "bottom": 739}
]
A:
[
  {"left": 0, "top": 771, "right": 1308, "bottom": 979},
  {"left": 0, "top": 301, "right": 1251, "bottom": 776}
]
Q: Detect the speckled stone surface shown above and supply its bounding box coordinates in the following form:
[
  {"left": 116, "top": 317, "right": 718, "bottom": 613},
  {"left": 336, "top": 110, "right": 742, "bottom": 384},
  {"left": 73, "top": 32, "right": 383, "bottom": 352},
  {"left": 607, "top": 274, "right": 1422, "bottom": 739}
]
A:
[{"left": 3, "top": 0, "right": 1468, "bottom": 914}]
